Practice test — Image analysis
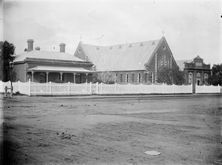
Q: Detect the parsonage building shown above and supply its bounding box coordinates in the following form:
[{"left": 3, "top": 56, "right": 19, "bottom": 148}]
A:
[{"left": 13, "top": 39, "right": 94, "bottom": 83}]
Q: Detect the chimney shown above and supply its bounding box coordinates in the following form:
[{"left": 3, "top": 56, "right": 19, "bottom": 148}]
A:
[
  {"left": 27, "top": 39, "right": 34, "bottom": 51},
  {"left": 35, "top": 47, "right": 40, "bottom": 51},
  {"left": 59, "top": 43, "right": 65, "bottom": 53}
]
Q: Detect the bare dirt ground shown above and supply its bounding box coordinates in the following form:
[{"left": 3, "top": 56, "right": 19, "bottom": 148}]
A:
[{"left": 1, "top": 94, "right": 222, "bottom": 165}]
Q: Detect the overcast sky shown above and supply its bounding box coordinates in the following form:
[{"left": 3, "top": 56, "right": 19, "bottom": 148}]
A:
[{"left": 2, "top": 0, "right": 222, "bottom": 65}]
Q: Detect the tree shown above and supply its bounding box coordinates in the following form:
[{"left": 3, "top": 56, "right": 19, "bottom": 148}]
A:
[
  {"left": 209, "top": 64, "right": 222, "bottom": 86},
  {"left": 2, "top": 41, "right": 15, "bottom": 82},
  {"left": 92, "top": 72, "right": 116, "bottom": 84},
  {"left": 157, "top": 67, "right": 185, "bottom": 85}
]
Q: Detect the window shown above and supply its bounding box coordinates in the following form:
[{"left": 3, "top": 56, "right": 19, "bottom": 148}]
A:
[
  {"left": 138, "top": 73, "right": 141, "bottom": 83},
  {"left": 188, "top": 72, "right": 193, "bottom": 84},
  {"left": 197, "top": 72, "right": 201, "bottom": 78},
  {"left": 144, "top": 73, "right": 148, "bottom": 83},
  {"left": 132, "top": 73, "right": 135, "bottom": 83},
  {"left": 164, "top": 55, "right": 167, "bottom": 66},
  {"left": 204, "top": 73, "right": 208, "bottom": 84},
  {"left": 195, "top": 62, "right": 202, "bottom": 67},
  {"left": 163, "top": 45, "right": 166, "bottom": 50},
  {"left": 149, "top": 72, "right": 153, "bottom": 82},
  {"left": 120, "top": 74, "right": 123, "bottom": 82},
  {"left": 160, "top": 56, "right": 164, "bottom": 66},
  {"left": 126, "top": 74, "right": 129, "bottom": 83}
]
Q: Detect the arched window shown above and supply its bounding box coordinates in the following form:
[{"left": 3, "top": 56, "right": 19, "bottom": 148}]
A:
[
  {"left": 204, "top": 73, "right": 208, "bottom": 79},
  {"left": 188, "top": 72, "right": 193, "bottom": 84},
  {"left": 197, "top": 72, "right": 201, "bottom": 77}
]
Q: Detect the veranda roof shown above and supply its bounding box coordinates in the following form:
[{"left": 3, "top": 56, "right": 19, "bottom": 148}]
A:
[{"left": 28, "top": 66, "right": 93, "bottom": 73}]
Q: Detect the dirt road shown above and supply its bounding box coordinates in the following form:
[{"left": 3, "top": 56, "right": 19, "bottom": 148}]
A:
[{"left": 1, "top": 95, "right": 222, "bottom": 164}]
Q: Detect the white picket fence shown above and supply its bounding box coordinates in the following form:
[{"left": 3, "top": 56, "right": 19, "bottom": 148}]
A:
[{"left": 0, "top": 80, "right": 221, "bottom": 96}]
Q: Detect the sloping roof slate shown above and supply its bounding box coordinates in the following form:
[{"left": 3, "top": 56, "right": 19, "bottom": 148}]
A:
[
  {"left": 78, "top": 39, "right": 161, "bottom": 71},
  {"left": 15, "top": 50, "right": 84, "bottom": 62}
]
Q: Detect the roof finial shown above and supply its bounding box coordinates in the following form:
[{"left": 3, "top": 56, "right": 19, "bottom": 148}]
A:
[
  {"left": 79, "top": 35, "right": 82, "bottom": 41},
  {"left": 161, "top": 30, "right": 165, "bottom": 37}
]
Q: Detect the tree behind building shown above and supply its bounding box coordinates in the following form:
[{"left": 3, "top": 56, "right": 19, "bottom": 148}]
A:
[
  {"left": 209, "top": 64, "right": 222, "bottom": 86},
  {"left": 2, "top": 41, "right": 15, "bottom": 82}
]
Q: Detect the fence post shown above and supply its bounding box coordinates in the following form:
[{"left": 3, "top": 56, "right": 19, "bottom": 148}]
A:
[
  {"left": 17, "top": 81, "right": 20, "bottom": 93},
  {"left": 96, "top": 82, "right": 99, "bottom": 94},
  {"left": 49, "top": 82, "right": 52, "bottom": 95},
  {"left": 115, "top": 83, "right": 117, "bottom": 94},
  {"left": 100, "top": 83, "right": 103, "bottom": 94},
  {"left": 89, "top": 82, "right": 92, "bottom": 94},
  {"left": 85, "top": 81, "right": 88, "bottom": 94},
  {"left": 68, "top": 82, "right": 71, "bottom": 95},
  {"left": 28, "top": 79, "right": 31, "bottom": 96}
]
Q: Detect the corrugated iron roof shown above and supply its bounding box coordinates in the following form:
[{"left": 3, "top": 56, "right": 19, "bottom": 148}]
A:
[
  {"left": 14, "top": 50, "right": 84, "bottom": 62},
  {"left": 78, "top": 39, "right": 161, "bottom": 71},
  {"left": 28, "top": 66, "right": 92, "bottom": 73}
]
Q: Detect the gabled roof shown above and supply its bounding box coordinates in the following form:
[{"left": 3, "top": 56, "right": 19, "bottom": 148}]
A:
[
  {"left": 75, "top": 37, "right": 163, "bottom": 71},
  {"left": 14, "top": 50, "right": 85, "bottom": 63},
  {"left": 194, "top": 55, "right": 202, "bottom": 60}
]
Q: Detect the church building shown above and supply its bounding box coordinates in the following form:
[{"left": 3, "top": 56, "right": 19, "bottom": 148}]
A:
[{"left": 74, "top": 36, "right": 178, "bottom": 84}]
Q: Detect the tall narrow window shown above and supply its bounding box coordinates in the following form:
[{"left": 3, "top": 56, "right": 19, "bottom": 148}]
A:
[
  {"left": 120, "top": 74, "right": 123, "bottom": 82},
  {"left": 138, "top": 73, "right": 141, "bottom": 83},
  {"left": 132, "top": 73, "right": 135, "bottom": 83},
  {"left": 126, "top": 74, "right": 129, "bottom": 83},
  {"left": 164, "top": 55, "right": 168, "bottom": 66},
  {"left": 188, "top": 72, "right": 193, "bottom": 84},
  {"left": 145, "top": 73, "right": 148, "bottom": 83}
]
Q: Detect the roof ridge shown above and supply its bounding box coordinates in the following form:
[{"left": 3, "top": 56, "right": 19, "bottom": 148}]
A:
[
  {"left": 81, "top": 38, "right": 161, "bottom": 48},
  {"left": 17, "top": 50, "right": 74, "bottom": 56}
]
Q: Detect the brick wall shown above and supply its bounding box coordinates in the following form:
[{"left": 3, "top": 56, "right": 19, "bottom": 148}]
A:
[{"left": 114, "top": 71, "right": 152, "bottom": 84}]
